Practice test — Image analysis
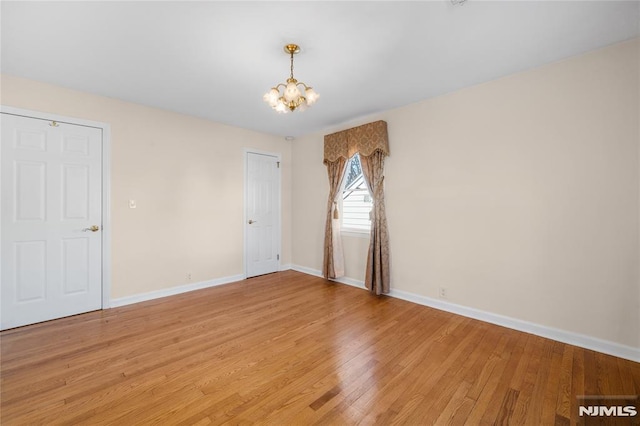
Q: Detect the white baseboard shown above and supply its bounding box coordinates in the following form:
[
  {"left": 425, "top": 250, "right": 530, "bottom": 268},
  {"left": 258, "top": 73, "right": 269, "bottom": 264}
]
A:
[
  {"left": 112, "top": 265, "right": 294, "bottom": 309},
  {"left": 290, "top": 264, "right": 322, "bottom": 279},
  {"left": 279, "top": 263, "right": 292, "bottom": 271},
  {"left": 110, "top": 273, "right": 245, "bottom": 308},
  {"left": 290, "top": 265, "right": 640, "bottom": 363},
  {"left": 290, "top": 264, "right": 366, "bottom": 289}
]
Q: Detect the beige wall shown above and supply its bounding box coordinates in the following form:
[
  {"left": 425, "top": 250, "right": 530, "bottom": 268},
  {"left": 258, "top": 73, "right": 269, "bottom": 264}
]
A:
[
  {"left": 292, "top": 39, "right": 640, "bottom": 349},
  {"left": 2, "top": 39, "right": 638, "bottom": 350},
  {"left": 1, "top": 74, "right": 292, "bottom": 299}
]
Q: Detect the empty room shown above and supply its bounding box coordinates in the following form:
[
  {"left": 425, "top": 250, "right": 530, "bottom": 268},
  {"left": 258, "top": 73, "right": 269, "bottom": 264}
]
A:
[{"left": 1, "top": 1, "right": 639, "bottom": 424}]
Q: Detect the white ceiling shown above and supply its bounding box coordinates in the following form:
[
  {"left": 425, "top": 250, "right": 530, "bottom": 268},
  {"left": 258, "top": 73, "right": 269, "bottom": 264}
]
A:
[{"left": 2, "top": 1, "right": 638, "bottom": 138}]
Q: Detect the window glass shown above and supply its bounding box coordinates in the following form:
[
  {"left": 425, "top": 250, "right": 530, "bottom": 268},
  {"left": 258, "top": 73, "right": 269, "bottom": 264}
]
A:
[{"left": 341, "top": 154, "right": 372, "bottom": 232}]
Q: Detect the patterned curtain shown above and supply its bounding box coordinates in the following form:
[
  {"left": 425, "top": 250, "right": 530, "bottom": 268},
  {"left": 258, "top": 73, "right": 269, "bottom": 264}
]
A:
[
  {"left": 323, "top": 121, "right": 389, "bottom": 163},
  {"left": 322, "top": 131, "right": 348, "bottom": 279},
  {"left": 323, "top": 121, "right": 390, "bottom": 293},
  {"left": 359, "top": 150, "right": 390, "bottom": 295}
]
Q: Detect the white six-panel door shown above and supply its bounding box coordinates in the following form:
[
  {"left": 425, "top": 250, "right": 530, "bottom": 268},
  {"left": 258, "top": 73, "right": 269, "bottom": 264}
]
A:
[
  {"left": 1, "top": 113, "right": 103, "bottom": 329},
  {"left": 245, "top": 152, "right": 280, "bottom": 278}
]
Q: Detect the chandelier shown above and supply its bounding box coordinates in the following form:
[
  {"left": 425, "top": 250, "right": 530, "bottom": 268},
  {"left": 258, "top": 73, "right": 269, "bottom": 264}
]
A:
[{"left": 263, "top": 44, "right": 319, "bottom": 113}]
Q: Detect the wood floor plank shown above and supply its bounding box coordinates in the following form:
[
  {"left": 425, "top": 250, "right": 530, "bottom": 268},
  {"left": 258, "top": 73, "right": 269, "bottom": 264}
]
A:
[
  {"left": 539, "top": 341, "right": 565, "bottom": 425},
  {"left": 432, "top": 380, "right": 474, "bottom": 425},
  {"left": 569, "top": 348, "right": 586, "bottom": 425},
  {"left": 1, "top": 271, "right": 638, "bottom": 425},
  {"left": 555, "top": 345, "right": 573, "bottom": 420},
  {"left": 464, "top": 334, "right": 515, "bottom": 424},
  {"left": 476, "top": 334, "right": 525, "bottom": 424}
]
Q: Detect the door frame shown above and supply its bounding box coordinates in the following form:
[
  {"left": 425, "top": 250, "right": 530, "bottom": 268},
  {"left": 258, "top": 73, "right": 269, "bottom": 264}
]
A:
[
  {"left": 243, "top": 148, "right": 281, "bottom": 278},
  {"left": 0, "top": 105, "right": 112, "bottom": 309}
]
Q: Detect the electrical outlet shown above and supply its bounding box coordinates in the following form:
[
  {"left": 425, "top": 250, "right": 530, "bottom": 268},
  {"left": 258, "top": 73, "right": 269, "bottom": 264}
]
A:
[
  {"left": 187, "top": 273, "right": 192, "bottom": 281},
  {"left": 438, "top": 287, "right": 447, "bottom": 299}
]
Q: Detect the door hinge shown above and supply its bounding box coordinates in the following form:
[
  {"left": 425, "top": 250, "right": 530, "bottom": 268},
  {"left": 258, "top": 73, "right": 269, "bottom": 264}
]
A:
[
  {"left": 276, "top": 161, "right": 280, "bottom": 168},
  {"left": 277, "top": 254, "right": 280, "bottom": 260}
]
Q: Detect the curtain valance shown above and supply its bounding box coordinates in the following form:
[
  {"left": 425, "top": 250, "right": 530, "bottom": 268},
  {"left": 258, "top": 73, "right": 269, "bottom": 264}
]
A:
[{"left": 323, "top": 120, "right": 389, "bottom": 163}]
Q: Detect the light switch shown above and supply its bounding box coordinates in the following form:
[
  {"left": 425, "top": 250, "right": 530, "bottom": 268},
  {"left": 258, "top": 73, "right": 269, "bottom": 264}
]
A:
[{"left": 129, "top": 199, "right": 137, "bottom": 209}]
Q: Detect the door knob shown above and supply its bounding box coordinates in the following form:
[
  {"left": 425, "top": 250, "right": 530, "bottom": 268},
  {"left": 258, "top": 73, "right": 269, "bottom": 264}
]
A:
[
  {"left": 82, "top": 225, "right": 100, "bottom": 232},
  {"left": 248, "top": 220, "right": 257, "bottom": 224}
]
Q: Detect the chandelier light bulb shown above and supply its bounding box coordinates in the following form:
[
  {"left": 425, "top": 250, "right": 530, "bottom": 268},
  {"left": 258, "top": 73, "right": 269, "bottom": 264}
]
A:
[
  {"left": 305, "top": 88, "right": 319, "bottom": 105},
  {"left": 263, "top": 88, "right": 279, "bottom": 107},
  {"left": 275, "top": 101, "right": 288, "bottom": 114},
  {"left": 284, "top": 82, "right": 300, "bottom": 102},
  {"left": 263, "top": 43, "right": 319, "bottom": 113}
]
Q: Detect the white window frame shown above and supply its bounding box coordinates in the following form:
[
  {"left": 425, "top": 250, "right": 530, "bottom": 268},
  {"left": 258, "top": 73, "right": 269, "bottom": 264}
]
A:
[{"left": 339, "top": 154, "right": 372, "bottom": 237}]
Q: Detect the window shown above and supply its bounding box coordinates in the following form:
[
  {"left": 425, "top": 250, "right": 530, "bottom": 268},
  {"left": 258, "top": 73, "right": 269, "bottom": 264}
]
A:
[{"left": 340, "top": 154, "right": 372, "bottom": 233}]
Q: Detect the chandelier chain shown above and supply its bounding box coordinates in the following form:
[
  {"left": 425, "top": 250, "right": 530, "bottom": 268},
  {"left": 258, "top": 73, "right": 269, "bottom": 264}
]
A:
[{"left": 290, "top": 52, "right": 294, "bottom": 80}]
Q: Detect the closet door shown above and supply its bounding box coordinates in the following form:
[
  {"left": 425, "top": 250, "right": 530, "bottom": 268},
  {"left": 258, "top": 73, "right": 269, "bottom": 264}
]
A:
[
  {"left": 1, "top": 113, "right": 103, "bottom": 329},
  {"left": 245, "top": 152, "right": 280, "bottom": 278}
]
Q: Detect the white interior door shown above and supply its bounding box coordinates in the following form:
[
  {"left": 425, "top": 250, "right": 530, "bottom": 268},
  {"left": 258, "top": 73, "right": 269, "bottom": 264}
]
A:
[
  {"left": 245, "top": 152, "right": 280, "bottom": 278},
  {"left": 1, "top": 113, "right": 103, "bottom": 330}
]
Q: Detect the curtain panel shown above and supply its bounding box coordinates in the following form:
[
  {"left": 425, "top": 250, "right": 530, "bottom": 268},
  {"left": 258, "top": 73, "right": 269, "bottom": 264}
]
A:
[
  {"left": 322, "top": 120, "right": 390, "bottom": 294},
  {"left": 360, "top": 150, "right": 390, "bottom": 295},
  {"left": 322, "top": 155, "right": 347, "bottom": 279}
]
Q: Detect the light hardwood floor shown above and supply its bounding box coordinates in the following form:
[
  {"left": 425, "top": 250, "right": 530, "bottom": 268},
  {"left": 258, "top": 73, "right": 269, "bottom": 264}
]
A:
[{"left": 1, "top": 271, "right": 638, "bottom": 425}]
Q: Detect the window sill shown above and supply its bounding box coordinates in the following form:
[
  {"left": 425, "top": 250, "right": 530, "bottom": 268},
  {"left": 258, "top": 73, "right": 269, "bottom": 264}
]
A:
[{"left": 341, "top": 229, "right": 370, "bottom": 239}]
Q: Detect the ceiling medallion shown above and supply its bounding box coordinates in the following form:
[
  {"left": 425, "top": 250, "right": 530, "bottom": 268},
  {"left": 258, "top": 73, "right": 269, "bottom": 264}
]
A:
[{"left": 263, "top": 44, "right": 319, "bottom": 113}]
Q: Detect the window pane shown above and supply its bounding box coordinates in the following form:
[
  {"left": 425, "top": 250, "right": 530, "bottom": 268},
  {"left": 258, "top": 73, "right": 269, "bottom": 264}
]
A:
[
  {"left": 341, "top": 154, "right": 372, "bottom": 231},
  {"left": 344, "top": 153, "right": 363, "bottom": 188}
]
